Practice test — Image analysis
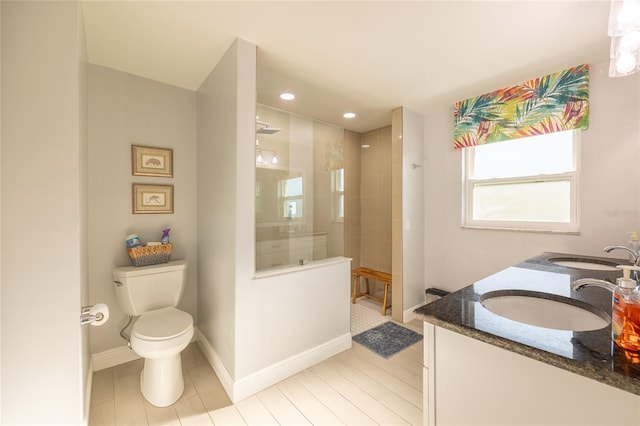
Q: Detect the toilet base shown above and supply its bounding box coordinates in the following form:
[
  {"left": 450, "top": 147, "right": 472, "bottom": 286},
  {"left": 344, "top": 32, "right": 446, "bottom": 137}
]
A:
[{"left": 140, "top": 353, "right": 184, "bottom": 407}]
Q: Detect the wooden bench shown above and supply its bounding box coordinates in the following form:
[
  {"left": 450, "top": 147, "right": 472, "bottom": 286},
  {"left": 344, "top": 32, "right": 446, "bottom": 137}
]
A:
[{"left": 351, "top": 267, "right": 392, "bottom": 315}]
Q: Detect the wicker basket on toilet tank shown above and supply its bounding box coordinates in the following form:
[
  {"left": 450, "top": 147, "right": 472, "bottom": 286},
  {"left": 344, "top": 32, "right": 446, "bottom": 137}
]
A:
[{"left": 127, "top": 244, "right": 173, "bottom": 267}]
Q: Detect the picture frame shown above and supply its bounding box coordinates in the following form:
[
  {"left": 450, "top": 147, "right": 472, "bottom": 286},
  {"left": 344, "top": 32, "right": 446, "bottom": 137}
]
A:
[
  {"left": 132, "top": 184, "right": 174, "bottom": 214},
  {"left": 132, "top": 145, "right": 173, "bottom": 177}
]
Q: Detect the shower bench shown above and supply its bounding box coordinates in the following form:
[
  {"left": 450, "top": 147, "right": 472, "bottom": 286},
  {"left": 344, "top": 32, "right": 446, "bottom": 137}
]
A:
[{"left": 351, "top": 267, "right": 392, "bottom": 316}]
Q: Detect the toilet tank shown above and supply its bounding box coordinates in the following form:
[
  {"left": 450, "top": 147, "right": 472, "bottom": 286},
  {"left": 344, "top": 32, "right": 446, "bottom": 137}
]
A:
[{"left": 113, "top": 260, "right": 187, "bottom": 315}]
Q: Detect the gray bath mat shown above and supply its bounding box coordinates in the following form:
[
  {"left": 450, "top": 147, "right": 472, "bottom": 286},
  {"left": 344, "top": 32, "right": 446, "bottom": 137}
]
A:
[{"left": 352, "top": 321, "right": 423, "bottom": 358}]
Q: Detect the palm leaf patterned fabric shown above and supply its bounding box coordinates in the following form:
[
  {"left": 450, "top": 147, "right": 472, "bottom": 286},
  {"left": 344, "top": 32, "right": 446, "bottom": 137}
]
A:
[{"left": 453, "top": 64, "right": 589, "bottom": 149}]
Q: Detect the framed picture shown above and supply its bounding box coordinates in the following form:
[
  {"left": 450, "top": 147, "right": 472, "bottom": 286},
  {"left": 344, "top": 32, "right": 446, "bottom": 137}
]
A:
[
  {"left": 132, "top": 184, "right": 174, "bottom": 214},
  {"left": 132, "top": 145, "right": 173, "bottom": 177}
]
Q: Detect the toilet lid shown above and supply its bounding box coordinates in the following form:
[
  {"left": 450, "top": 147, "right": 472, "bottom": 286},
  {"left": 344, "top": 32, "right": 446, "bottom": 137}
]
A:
[{"left": 133, "top": 307, "right": 193, "bottom": 341}]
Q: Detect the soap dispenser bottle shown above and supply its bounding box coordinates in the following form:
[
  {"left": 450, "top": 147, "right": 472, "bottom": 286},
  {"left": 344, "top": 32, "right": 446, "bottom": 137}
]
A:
[{"left": 612, "top": 265, "right": 640, "bottom": 352}]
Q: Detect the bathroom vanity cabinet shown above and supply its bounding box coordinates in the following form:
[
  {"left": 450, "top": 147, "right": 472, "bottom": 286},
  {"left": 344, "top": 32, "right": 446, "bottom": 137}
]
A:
[
  {"left": 423, "top": 323, "right": 640, "bottom": 426},
  {"left": 256, "top": 233, "right": 327, "bottom": 270},
  {"left": 417, "top": 252, "right": 640, "bottom": 426}
]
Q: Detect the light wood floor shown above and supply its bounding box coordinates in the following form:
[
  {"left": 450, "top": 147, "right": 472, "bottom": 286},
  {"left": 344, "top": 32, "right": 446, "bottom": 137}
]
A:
[{"left": 89, "top": 314, "right": 423, "bottom": 425}]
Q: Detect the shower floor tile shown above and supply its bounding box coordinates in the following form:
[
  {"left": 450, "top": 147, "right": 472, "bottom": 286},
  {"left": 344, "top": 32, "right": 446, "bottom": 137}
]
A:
[{"left": 350, "top": 296, "right": 391, "bottom": 335}]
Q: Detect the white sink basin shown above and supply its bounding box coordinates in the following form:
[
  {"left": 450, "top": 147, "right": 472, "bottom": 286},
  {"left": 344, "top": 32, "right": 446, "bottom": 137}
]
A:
[
  {"left": 548, "top": 257, "right": 619, "bottom": 271},
  {"left": 480, "top": 290, "right": 610, "bottom": 331}
]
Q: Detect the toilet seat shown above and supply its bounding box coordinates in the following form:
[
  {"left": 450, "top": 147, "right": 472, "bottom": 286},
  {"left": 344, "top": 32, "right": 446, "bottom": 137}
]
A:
[{"left": 133, "top": 307, "right": 192, "bottom": 341}]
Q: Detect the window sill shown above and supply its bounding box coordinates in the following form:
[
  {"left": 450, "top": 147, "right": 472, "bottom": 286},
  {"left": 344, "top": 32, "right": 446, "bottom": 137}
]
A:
[{"left": 462, "top": 225, "right": 580, "bottom": 235}]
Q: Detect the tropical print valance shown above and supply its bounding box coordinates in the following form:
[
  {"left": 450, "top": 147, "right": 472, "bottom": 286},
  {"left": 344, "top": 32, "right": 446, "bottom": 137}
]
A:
[{"left": 453, "top": 64, "right": 589, "bottom": 150}]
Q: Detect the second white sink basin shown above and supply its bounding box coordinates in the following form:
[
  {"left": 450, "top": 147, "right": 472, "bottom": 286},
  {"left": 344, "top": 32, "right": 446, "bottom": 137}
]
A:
[
  {"left": 548, "top": 257, "right": 619, "bottom": 271},
  {"left": 480, "top": 290, "right": 610, "bottom": 331}
]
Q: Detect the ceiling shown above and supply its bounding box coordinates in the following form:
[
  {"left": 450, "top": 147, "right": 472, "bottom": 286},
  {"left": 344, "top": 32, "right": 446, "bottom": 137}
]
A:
[{"left": 82, "top": 1, "right": 612, "bottom": 133}]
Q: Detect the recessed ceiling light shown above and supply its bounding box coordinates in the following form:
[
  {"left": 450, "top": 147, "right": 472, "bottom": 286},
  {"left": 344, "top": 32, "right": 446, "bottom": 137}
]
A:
[
  {"left": 361, "top": 144, "right": 370, "bottom": 148},
  {"left": 280, "top": 93, "right": 295, "bottom": 100},
  {"left": 343, "top": 112, "right": 356, "bottom": 119}
]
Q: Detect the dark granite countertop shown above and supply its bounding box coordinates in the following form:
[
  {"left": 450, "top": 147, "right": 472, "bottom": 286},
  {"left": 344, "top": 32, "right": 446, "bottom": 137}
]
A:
[{"left": 415, "top": 252, "right": 640, "bottom": 396}]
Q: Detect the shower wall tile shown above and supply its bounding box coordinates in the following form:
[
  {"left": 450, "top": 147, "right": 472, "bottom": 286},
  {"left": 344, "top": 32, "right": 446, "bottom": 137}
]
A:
[
  {"left": 379, "top": 198, "right": 392, "bottom": 220},
  {"left": 361, "top": 174, "right": 377, "bottom": 198},
  {"left": 379, "top": 172, "right": 392, "bottom": 197},
  {"left": 359, "top": 126, "right": 392, "bottom": 275},
  {"left": 361, "top": 217, "right": 377, "bottom": 238},
  {"left": 377, "top": 127, "right": 392, "bottom": 172},
  {"left": 346, "top": 196, "right": 361, "bottom": 219},
  {"left": 346, "top": 217, "right": 361, "bottom": 239},
  {"left": 377, "top": 217, "right": 392, "bottom": 242},
  {"left": 380, "top": 252, "right": 392, "bottom": 270},
  {"left": 346, "top": 171, "right": 360, "bottom": 192},
  {"left": 360, "top": 196, "right": 379, "bottom": 218},
  {"left": 345, "top": 238, "right": 361, "bottom": 267},
  {"left": 360, "top": 238, "right": 379, "bottom": 269}
]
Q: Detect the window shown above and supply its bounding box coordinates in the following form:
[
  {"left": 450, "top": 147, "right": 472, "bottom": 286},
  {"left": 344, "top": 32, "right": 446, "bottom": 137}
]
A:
[
  {"left": 331, "top": 168, "right": 345, "bottom": 222},
  {"left": 279, "top": 176, "right": 303, "bottom": 218},
  {"left": 463, "top": 130, "right": 579, "bottom": 232}
]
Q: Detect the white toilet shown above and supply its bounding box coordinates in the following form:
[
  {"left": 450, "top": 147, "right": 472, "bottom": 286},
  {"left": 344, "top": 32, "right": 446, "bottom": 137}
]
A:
[{"left": 113, "top": 260, "right": 193, "bottom": 407}]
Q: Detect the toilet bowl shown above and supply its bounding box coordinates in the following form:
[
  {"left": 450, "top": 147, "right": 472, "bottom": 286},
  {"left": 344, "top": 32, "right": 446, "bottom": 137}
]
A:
[{"left": 131, "top": 307, "right": 194, "bottom": 407}]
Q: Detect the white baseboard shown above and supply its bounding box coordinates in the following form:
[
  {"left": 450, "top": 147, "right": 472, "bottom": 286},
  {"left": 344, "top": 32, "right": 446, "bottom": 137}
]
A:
[
  {"left": 91, "top": 345, "right": 140, "bottom": 372},
  {"left": 196, "top": 327, "right": 352, "bottom": 403},
  {"left": 195, "top": 328, "right": 235, "bottom": 400},
  {"left": 91, "top": 334, "right": 197, "bottom": 372},
  {"left": 233, "top": 333, "right": 352, "bottom": 402},
  {"left": 403, "top": 302, "right": 424, "bottom": 324}
]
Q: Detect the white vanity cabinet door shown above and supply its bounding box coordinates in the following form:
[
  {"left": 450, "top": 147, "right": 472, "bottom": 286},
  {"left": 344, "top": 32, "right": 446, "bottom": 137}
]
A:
[
  {"left": 426, "top": 326, "right": 640, "bottom": 425},
  {"left": 423, "top": 322, "right": 435, "bottom": 426},
  {"left": 256, "top": 252, "right": 289, "bottom": 269},
  {"left": 256, "top": 239, "right": 289, "bottom": 253},
  {"left": 256, "top": 240, "right": 290, "bottom": 269},
  {"left": 256, "top": 234, "right": 328, "bottom": 269},
  {"left": 423, "top": 367, "right": 430, "bottom": 426},
  {"left": 288, "top": 236, "right": 313, "bottom": 264}
]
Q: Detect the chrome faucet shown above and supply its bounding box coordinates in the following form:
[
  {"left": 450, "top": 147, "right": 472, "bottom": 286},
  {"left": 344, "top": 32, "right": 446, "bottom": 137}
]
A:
[
  {"left": 604, "top": 245, "right": 640, "bottom": 281},
  {"left": 573, "top": 264, "right": 639, "bottom": 293},
  {"left": 572, "top": 278, "right": 617, "bottom": 293},
  {"left": 604, "top": 245, "right": 640, "bottom": 266}
]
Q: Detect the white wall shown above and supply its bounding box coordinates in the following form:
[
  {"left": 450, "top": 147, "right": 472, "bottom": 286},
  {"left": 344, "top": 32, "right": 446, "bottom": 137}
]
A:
[
  {"left": 88, "top": 65, "right": 197, "bottom": 354},
  {"left": 196, "top": 38, "right": 244, "bottom": 378},
  {"left": 197, "top": 39, "right": 351, "bottom": 401},
  {"left": 1, "top": 2, "right": 88, "bottom": 423},
  {"left": 77, "top": 4, "right": 90, "bottom": 420},
  {"left": 423, "top": 62, "right": 640, "bottom": 292}
]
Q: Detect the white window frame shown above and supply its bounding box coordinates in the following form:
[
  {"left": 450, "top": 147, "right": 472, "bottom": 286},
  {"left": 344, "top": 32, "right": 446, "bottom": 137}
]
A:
[
  {"left": 462, "top": 131, "right": 580, "bottom": 233},
  {"left": 278, "top": 176, "right": 304, "bottom": 219}
]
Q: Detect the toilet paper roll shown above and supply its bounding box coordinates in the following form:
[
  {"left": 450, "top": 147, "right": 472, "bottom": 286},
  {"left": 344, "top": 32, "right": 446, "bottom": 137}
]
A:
[{"left": 89, "top": 303, "right": 109, "bottom": 326}]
